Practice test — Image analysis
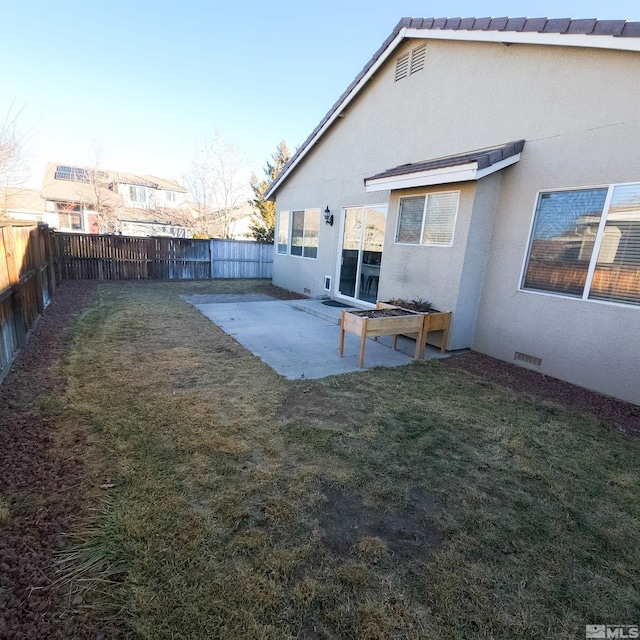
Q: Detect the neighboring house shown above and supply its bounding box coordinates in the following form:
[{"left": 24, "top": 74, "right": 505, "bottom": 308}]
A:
[
  {"left": 196, "top": 203, "right": 257, "bottom": 240},
  {"left": 0, "top": 187, "right": 49, "bottom": 224},
  {"left": 265, "top": 16, "right": 640, "bottom": 404},
  {"left": 39, "top": 162, "right": 193, "bottom": 236}
]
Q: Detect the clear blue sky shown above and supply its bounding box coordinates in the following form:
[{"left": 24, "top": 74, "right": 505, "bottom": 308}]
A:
[{"left": 2, "top": 0, "right": 639, "bottom": 188}]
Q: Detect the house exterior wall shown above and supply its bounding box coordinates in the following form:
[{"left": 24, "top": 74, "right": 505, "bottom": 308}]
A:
[
  {"left": 272, "top": 36, "right": 640, "bottom": 403},
  {"left": 379, "top": 182, "right": 479, "bottom": 350}
]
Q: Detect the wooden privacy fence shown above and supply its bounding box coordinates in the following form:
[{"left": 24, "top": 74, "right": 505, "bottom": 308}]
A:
[
  {"left": 55, "top": 234, "right": 273, "bottom": 281},
  {"left": 0, "top": 221, "right": 56, "bottom": 381}
]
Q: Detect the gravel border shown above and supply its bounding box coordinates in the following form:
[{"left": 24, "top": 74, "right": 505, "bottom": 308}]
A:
[
  {"left": 0, "top": 281, "right": 96, "bottom": 640},
  {"left": 445, "top": 351, "right": 640, "bottom": 436}
]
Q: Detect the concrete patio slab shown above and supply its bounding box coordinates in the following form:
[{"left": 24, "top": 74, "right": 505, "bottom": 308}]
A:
[
  {"left": 181, "top": 293, "right": 277, "bottom": 305},
  {"left": 187, "top": 295, "right": 449, "bottom": 380}
]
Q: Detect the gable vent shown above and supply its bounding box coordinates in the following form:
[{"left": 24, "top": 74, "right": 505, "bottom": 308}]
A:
[
  {"left": 514, "top": 351, "right": 542, "bottom": 367},
  {"left": 395, "top": 52, "right": 409, "bottom": 82},
  {"left": 410, "top": 44, "right": 426, "bottom": 74}
]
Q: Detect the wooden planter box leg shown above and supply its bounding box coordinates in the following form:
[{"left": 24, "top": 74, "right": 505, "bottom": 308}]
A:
[
  {"left": 419, "top": 312, "right": 452, "bottom": 358},
  {"left": 359, "top": 318, "right": 367, "bottom": 368}
]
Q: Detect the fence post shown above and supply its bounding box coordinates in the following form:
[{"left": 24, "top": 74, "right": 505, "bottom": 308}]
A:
[
  {"left": 46, "top": 227, "right": 57, "bottom": 288},
  {"left": 209, "top": 238, "right": 215, "bottom": 279},
  {"left": 147, "top": 237, "right": 156, "bottom": 279}
]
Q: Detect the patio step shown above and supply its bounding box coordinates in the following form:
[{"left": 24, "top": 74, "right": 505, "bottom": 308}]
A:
[{"left": 291, "top": 300, "right": 343, "bottom": 324}]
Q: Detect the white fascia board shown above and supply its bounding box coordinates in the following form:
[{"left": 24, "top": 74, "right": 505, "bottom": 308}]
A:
[
  {"left": 365, "top": 162, "right": 477, "bottom": 192},
  {"left": 364, "top": 153, "right": 521, "bottom": 192},
  {"left": 475, "top": 153, "right": 521, "bottom": 179},
  {"left": 265, "top": 29, "right": 408, "bottom": 200},
  {"left": 404, "top": 28, "right": 640, "bottom": 53}
]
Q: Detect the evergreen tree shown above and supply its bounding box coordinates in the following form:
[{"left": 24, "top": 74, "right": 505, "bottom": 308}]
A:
[{"left": 247, "top": 141, "right": 291, "bottom": 242}]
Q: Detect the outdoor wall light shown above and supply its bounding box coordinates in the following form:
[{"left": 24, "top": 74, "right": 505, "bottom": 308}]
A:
[{"left": 323, "top": 205, "right": 334, "bottom": 226}]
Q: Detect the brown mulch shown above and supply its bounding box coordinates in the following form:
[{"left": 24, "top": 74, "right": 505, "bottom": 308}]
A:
[
  {"left": 0, "top": 281, "right": 96, "bottom": 640},
  {"left": 263, "top": 284, "right": 306, "bottom": 300},
  {"left": 445, "top": 351, "right": 640, "bottom": 437}
]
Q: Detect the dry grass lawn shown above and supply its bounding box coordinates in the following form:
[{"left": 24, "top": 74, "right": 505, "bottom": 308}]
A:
[{"left": 57, "top": 280, "right": 640, "bottom": 639}]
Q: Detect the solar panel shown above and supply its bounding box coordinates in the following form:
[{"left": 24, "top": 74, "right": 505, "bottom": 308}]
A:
[{"left": 55, "top": 165, "right": 90, "bottom": 183}]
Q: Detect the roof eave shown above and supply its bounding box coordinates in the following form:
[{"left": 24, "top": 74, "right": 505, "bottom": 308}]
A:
[
  {"left": 405, "top": 27, "right": 640, "bottom": 52},
  {"left": 364, "top": 154, "right": 520, "bottom": 192},
  {"left": 264, "top": 24, "right": 410, "bottom": 200},
  {"left": 264, "top": 18, "right": 640, "bottom": 201}
]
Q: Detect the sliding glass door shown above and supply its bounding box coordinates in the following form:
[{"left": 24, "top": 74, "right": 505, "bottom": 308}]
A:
[{"left": 338, "top": 205, "right": 386, "bottom": 303}]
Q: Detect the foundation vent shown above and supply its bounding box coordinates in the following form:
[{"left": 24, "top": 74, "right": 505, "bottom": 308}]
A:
[
  {"left": 323, "top": 276, "right": 331, "bottom": 291},
  {"left": 514, "top": 351, "right": 542, "bottom": 367},
  {"left": 303, "top": 288, "right": 311, "bottom": 295}
]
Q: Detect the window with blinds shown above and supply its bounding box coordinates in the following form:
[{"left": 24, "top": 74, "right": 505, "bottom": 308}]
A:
[
  {"left": 589, "top": 183, "right": 640, "bottom": 305},
  {"left": 522, "top": 189, "right": 608, "bottom": 296},
  {"left": 522, "top": 182, "right": 640, "bottom": 307},
  {"left": 289, "top": 208, "right": 320, "bottom": 259},
  {"left": 396, "top": 197, "right": 423, "bottom": 242},
  {"left": 277, "top": 210, "right": 289, "bottom": 254},
  {"left": 291, "top": 210, "right": 305, "bottom": 256},
  {"left": 423, "top": 192, "right": 460, "bottom": 244},
  {"left": 396, "top": 191, "right": 460, "bottom": 246}
]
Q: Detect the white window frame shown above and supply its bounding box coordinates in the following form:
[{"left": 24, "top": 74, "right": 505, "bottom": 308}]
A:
[
  {"left": 395, "top": 190, "right": 460, "bottom": 247},
  {"left": 277, "top": 210, "right": 289, "bottom": 255},
  {"left": 288, "top": 208, "right": 320, "bottom": 260},
  {"left": 519, "top": 180, "right": 640, "bottom": 309},
  {"left": 129, "top": 185, "right": 147, "bottom": 203}
]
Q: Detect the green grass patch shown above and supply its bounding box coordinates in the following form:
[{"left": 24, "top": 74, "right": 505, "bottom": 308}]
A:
[{"left": 58, "top": 280, "right": 640, "bottom": 639}]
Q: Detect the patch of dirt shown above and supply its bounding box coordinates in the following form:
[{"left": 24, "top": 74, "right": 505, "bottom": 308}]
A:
[
  {"left": 0, "top": 280, "right": 97, "bottom": 640},
  {"left": 318, "top": 486, "right": 441, "bottom": 561},
  {"left": 277, "top": 387, "right": 372, "bottom": 432},
  {"left": 445, "top": 351, "right": 640, "bottom": 436},
  {"left": 263, "top": 284, "right": 306, "bottom": 300}
]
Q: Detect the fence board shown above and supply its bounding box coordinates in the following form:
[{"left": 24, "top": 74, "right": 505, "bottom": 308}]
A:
[
  {"left": 55, "top": 233, "right": 273, "bottom": 280},
  {"left": 0, "top": 222, "right": 55, "bottom": 383}
]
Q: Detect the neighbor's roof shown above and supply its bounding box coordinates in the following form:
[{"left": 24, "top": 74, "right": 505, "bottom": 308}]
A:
[
  {"left": 265, "top": 16, "right": 640, "bottom": 200},
  {"left": 1, "top": 187, "right": 46, "bottom": 213},
  {"left": 40, "top": 162, "right": 188, "bottom": 204},
  {"left": 118, "top": 206, "right": 195, "bottom": 227},
  {"left": 364, "top": 140, "right": 525, "bottom": 191}
]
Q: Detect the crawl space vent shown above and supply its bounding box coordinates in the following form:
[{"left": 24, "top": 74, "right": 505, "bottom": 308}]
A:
[
  {"left": 514, "top": 351, "right": 542, "bottom": 367},
  {"left": 324, "top": 276, "right": 331, "bottom": 291}
]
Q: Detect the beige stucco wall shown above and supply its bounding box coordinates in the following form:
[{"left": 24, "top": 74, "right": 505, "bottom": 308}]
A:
[{"left": 272, "top": 36, "right": 640, "bottom": 403}]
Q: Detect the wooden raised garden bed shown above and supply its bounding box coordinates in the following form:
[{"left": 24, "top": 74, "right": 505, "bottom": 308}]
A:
[
  {"left": 339, "top": 306, "right": 425, "bottom": 368},
  {"left": 377, "top": 302, "right": 452, "bottom": 357}
]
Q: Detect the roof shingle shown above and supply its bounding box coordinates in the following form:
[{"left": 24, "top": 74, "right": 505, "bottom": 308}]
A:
[{"left": 364, "top": 140, "right": 525, "bottom": 183}]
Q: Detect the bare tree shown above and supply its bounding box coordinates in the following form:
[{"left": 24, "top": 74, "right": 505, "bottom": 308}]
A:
[
  {"left": 81, "top": 142, "right": 122, "bottom": 233},
  {"left": 0, "top": 105, "right": 30, "bottom": 218},
  {"left": 184, "top": 130, "right": 251, "bottom": 238}
]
